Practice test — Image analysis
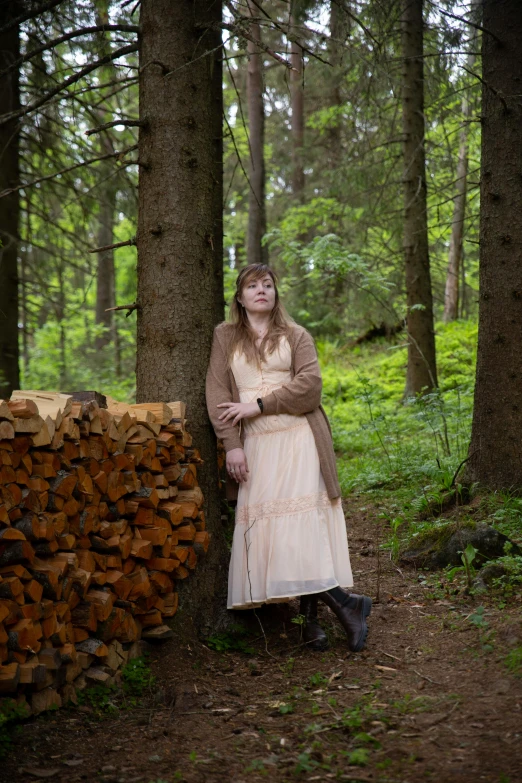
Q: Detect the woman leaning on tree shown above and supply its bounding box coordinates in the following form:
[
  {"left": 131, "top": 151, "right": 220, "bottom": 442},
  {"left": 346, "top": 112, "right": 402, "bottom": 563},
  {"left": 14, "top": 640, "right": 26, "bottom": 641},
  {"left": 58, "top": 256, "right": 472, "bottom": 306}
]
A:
[{"left": 205, "top": 263, "right": 372, "bottom": 652}]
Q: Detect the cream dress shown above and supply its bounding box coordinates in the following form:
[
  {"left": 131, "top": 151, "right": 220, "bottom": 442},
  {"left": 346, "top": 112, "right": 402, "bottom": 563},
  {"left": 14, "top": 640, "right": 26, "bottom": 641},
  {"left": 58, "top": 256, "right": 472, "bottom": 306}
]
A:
[{"left": 227, "top": 335, "right": 354, "bottom": 609}]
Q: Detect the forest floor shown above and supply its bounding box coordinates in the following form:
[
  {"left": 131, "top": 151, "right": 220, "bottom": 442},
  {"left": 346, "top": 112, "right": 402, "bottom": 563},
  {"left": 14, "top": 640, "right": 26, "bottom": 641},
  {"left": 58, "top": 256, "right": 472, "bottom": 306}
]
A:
[{"left": 3, "top": 498, "right": 522, "bottom": 783}]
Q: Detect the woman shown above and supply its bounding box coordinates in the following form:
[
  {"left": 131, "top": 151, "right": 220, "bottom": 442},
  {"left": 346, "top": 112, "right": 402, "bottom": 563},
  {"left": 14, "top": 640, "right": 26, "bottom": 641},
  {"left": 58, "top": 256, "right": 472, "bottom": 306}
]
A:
[{"left": 205, "top": 263, "right": 371, "bottom": 652}]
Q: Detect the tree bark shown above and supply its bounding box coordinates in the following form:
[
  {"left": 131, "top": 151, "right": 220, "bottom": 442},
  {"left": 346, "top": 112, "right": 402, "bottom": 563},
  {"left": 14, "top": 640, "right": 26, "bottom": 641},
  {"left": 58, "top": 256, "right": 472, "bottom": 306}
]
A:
[
  {"left": 466, "top": 0, "right": 522, "bottom": 489},
  {"left": 290, "top": 14, "right": 305, "bottom": 201},
  {"left": 246, "top": 0, "right": 267, "bottom": 265},
  {"left": 0, "top": 0, "right": 20, "bottom": 398},
  {"left": 401, "top": 0, "right": 437, "bottom": 396},
  {"left": 94, "top": 172, "right": 116, "bottom": 351},
  {"left": 94, "top": 0, "right": 117, "bottom": 353},
  {"left": 136, "top": 0, "right": 227, "bottom": 633},
  {"left": 328, "top": 0, "right": 350, "bottom": 176},
  {"left": 442, "top": 1, "right": 479, "bottom": 323}
]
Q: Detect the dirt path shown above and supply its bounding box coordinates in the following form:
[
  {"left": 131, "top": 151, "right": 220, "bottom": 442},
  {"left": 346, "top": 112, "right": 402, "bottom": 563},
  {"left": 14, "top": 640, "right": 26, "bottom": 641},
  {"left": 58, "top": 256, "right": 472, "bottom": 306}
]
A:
[{"left": 3, "top": 500, "right": 522, "bottom": 783}]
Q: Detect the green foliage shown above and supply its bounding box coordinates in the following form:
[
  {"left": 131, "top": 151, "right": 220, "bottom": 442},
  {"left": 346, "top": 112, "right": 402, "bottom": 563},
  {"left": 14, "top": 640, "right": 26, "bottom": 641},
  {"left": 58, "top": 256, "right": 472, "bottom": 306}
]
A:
[
  {"left": 460, "top": 543, "right": 479, "bottom": 589},
  {"left": 320, "top": 320, "right": 477, "bottom": 501},
  {"left": 0, "top": 699, "right": 31, "bottom": 759},
  {"left": 76, "top": 683, "right": 119, "bottom": 716},
  {"left": 504, "top": 647, "right": 522, "bottom": 677},
  {"left": 205, "top": 624, "right": 255, "bottom": 654},
  {"left": 293, "top": 751, "right": 319, "bottom": 775},
  {"left": 245, "top": 758, "right": 268, "bottom": 775},
  {"left": 121, "top": 655, "right": 156, "bottom": 698},
  {"left": 308, "top": 672, "right": 328, "bottom": 687},
  {"left": 344, "top": 747, "right": 370, "bottom": 766}
]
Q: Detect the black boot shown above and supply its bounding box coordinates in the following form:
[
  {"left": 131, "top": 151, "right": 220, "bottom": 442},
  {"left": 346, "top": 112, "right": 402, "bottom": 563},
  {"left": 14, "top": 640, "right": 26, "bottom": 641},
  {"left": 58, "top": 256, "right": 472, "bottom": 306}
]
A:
[
  {"left": 317, "top": 588, "right": 372, "bottom": 653},
  {"left": 299, "top": 594, "right": 329, "bottom": 652}
]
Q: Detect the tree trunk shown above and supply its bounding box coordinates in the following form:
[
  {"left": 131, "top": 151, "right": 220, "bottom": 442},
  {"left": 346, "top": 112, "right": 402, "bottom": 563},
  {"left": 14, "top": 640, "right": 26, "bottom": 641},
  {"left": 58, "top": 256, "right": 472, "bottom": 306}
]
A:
[
  {"left": 442, "top": 2, "right": 479, "bottom": 323},
  {"left": 136, "top": 0, "right": 227, "bottom": 633},
  {"left": 94, "top": 175, "right": 116, "bottom": 351},
  {"left": 328, "top": 0, "right": 350, "bottom": 176},
  {"left": 0, "top": 0, "right": 20, "bottom": 398},
  {"left": 246, "top": 0, "right": 267, "bottom": 265},
  {"left": 466, "top": 0, "right": 522, "bottom": 489},
  {"left": 290, "top": 14, "right": 305, "bottom": 201},
  {"left": 401, "top": 0, "right": 437, "bottom": 396},
  {"left": 94, "top": 0, "right": 117, "bottom": 352}
]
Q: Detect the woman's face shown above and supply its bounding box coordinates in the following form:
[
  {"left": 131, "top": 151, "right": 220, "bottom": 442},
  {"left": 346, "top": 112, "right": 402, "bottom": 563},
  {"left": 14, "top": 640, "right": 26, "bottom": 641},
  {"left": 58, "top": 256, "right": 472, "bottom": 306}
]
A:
[{"left": 238, "top": 274, "right": 276, "bottom": 317}]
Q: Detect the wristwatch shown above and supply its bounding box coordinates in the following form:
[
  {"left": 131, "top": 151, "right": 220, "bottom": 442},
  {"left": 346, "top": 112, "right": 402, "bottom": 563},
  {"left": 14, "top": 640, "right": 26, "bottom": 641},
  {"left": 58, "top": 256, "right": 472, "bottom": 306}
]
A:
[{"left": 256, "top": 398, "right": 264, "bottom": 413}]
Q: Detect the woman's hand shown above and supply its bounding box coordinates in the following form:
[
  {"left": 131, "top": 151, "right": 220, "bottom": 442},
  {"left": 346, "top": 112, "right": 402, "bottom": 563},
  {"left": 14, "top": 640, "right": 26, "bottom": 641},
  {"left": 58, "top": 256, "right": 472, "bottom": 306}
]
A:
[
  {"left": 217, "top": 401, "right": 260, "bottom": 426},
  {"left": 226, "top": 447, "right": 249, "bottom": 483}
]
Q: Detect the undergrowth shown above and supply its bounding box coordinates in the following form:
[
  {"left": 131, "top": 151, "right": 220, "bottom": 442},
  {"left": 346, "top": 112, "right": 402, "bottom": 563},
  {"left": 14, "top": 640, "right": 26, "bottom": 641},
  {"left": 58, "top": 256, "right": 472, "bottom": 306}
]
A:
[
  {"left": 0, "top": 699, "right": 31, "bottom": 759},
  {"left": 76, "top": 654, "right": 155, "bottom": 716},
  {"left": 319, "top": 319, "right": 522, "bottom": 596},
  {"left": 318, "top": 320, "right": 476, "bottom": 500}
]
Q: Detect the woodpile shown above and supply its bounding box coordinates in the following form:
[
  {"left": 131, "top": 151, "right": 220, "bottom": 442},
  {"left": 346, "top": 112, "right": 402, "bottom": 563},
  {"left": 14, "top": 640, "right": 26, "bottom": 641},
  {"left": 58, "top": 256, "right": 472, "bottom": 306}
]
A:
[{"left": 0, "top": 391, "right": 208, "bottom": 715}]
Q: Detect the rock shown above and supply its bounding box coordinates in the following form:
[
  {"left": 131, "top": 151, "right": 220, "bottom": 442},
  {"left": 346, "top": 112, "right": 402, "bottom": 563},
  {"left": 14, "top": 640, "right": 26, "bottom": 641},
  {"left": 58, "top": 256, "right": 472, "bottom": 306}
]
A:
[
  {"left": 472, "top": 562, "right": 510, "bottom": 592},
  {"left": 126, "top": 640, "right": 153, "bottom": 659},
  {"left": 400, "top": 522, "right": 520, "bottom": 569}
]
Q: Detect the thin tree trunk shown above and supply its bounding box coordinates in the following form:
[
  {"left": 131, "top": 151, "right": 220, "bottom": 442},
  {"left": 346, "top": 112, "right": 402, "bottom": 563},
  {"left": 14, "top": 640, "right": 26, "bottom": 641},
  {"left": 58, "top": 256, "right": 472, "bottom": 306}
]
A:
[
  {"left": 401, "top": 0, "right": 437, "bottom": 396},
  {"left": 290, "top": 13, "right": 305, "bottom": 200},
  {"left": 0, "top": 0, "right": 20, "bottom": 398},
  {"left": 466, "top": 0, "right": 522, "bottom": 488},
  {"left": 328, "top": 0, "right": 350, "bottom": 176},
  {"left": 94, "top": 0, "right": 117, "bottom": 352},
  {"left": 136, "top": 0, "right": 227, "bottom": 633},
  {"left": 443, "top": 2, "right": 479, "bottom": 323},
  {"left": 94, "top": 176, "right": 116, "bottom": 350},
  {"left": 57, "top": 263, "right": 67, "bottom": 390},
  {"left": 246, "top": 0, "right": 267, "bottom": 265}
]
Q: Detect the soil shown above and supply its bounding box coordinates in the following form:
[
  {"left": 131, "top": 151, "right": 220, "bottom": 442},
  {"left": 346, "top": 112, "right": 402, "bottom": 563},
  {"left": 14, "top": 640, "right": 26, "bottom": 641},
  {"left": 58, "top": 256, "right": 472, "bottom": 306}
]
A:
[{"left": 3, "top": 499, "right": 522, "bottom": 783}]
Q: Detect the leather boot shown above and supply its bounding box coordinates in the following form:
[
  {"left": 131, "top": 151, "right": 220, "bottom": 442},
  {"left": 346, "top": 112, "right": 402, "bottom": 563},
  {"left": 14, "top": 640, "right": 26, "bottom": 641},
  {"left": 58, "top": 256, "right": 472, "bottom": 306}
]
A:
[
  {"left": 299, "top": 594, "right": 329, "bottom": 652},
  {"left": 317, "top": 588, "right": 372, "bottom": 652}
]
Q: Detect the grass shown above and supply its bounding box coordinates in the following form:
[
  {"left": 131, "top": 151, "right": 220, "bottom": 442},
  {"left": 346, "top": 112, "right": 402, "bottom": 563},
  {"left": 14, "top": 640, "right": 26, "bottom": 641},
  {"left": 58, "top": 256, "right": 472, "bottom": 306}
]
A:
[
  {"left": 318, "top": 319, "right": 477, "bottom": 500},
  {"left": 318, "top": 319, "right": 522, "bottom": 560}
]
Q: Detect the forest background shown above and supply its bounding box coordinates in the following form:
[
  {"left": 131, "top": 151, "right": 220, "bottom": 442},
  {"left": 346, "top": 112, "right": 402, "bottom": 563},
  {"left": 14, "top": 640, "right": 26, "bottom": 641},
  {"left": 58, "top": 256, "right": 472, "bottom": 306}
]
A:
[{"left": 0, "top": 0, "right": 520, "bottom": 593}]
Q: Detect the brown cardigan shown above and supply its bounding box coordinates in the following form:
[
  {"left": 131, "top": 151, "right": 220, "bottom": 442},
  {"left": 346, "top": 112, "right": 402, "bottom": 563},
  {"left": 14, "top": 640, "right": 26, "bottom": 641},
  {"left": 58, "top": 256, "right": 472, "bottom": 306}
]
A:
[{"left": 205, "top": 321, "right": 342, "bottom": 502}]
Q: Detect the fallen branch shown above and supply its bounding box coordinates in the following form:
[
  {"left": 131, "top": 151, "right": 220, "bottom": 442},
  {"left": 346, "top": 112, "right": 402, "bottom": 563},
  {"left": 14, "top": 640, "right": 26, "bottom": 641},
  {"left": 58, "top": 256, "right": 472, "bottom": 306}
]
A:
[
  {"left": 413, "top": 669, "right": 443, "bottom": 686},
  {"left": 89, "top": 237, "right": 136, "bottom": 254}
]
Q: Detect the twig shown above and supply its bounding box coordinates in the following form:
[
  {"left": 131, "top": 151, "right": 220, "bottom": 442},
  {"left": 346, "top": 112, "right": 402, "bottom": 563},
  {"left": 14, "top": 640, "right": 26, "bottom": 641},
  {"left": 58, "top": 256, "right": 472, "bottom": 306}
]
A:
[
  {"left": 85, "top": 119, "right": 144, "bottom": 136},
  {"left": 0, "top": 145, "right": 137, "bottom": 198},
  {"left": 243, "top": 517, "right": 276, "bottom": 660},
  {"left": 426, "top": 3, "right": 502, "bottom": 45},
  {"left": 462, "top": 66, "right": 508, "bottom": 111},
  {"left": 450, "top": 452, "right": 476, "bottom": 487},
  {"left": 0, "top": 43, "right": 139, "bottom": 127},
  {"left": 89, "top": 237, "right": 136, "bottom": 254},
  {"left": 223, "top": 112, "right": 261, "bottom": 209},
  {"left": 378, "top": 649, "right": 402, "bottom": 662},
  {"left": 413, "top": 669, "right": 443, "bottom": 686},
  {"left": 105, "top": 302, "right": 138, "bottom": 317},
  {"left": 0, "top": 0, "right": 64, "bottom": 35},
  {"left": 0, "top": 25, "right": 139, "bottom": 80},
  {"left": 221, "top": 16, "right": 296, "bottom": 71}
]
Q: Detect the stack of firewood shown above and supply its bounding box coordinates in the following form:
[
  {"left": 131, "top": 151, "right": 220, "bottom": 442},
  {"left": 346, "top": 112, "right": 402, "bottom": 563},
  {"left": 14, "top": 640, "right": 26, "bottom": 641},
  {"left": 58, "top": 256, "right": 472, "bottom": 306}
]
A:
[{"left": 0, "top": 391, "right": 208, "bottom": 714}]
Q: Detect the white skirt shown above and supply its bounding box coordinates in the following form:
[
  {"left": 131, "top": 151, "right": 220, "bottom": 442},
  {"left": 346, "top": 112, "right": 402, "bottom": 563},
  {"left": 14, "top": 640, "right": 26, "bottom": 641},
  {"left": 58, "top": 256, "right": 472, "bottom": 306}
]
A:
[{"left": 227, "top": 415, "right": 353, "bottom": 610}]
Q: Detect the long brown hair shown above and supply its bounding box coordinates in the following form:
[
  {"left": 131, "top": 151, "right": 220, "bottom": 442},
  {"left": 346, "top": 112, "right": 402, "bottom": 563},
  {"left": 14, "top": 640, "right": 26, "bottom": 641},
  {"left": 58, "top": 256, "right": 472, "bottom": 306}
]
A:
[{"left": 224, "top": 263, "right": 296, "bottom": 367}]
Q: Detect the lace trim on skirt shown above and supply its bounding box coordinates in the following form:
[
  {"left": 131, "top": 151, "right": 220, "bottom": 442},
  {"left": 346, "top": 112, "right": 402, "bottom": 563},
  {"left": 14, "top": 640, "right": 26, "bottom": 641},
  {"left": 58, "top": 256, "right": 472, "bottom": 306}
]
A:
[{"left": 235, "top": 490, "right": 340, "bottom": 525}]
